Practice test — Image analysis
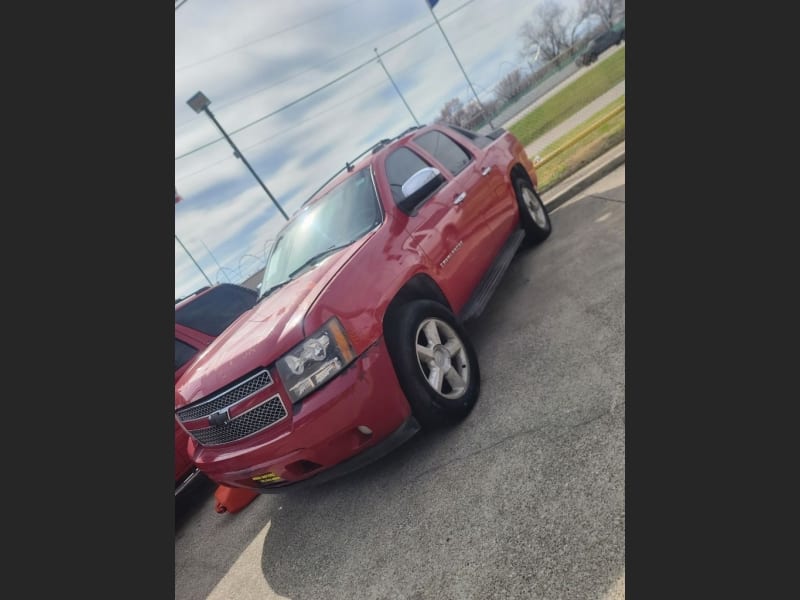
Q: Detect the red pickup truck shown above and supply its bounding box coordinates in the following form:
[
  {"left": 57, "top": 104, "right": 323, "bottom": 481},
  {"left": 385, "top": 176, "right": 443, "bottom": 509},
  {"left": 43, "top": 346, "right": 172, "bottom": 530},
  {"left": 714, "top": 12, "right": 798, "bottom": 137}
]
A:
[{"left": 174, "top": 123, "right": 551, "bottom": 492}]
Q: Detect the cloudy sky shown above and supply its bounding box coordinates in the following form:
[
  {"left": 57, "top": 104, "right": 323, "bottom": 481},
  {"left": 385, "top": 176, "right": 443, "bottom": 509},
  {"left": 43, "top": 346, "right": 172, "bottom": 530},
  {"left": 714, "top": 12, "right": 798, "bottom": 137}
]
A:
[{"left": 175, "top": 0, "right": 581, "bottom": 300}]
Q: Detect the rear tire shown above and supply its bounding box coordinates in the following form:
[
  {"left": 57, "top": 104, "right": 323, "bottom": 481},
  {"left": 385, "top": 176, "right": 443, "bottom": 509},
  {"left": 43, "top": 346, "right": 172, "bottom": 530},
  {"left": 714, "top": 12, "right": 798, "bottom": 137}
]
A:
[
  {"left": 385, "top": 300, "right": 480, "bottom": 429},
  {"left": 513, "top": 177, "right": 551, "bottom": 245}
]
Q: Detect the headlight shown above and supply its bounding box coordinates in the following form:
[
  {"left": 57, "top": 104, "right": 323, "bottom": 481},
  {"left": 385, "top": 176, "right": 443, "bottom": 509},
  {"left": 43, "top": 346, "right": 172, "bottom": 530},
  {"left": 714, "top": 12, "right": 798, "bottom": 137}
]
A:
[{"left": 276, "top": 318, "right": 355, "bottom": 403}]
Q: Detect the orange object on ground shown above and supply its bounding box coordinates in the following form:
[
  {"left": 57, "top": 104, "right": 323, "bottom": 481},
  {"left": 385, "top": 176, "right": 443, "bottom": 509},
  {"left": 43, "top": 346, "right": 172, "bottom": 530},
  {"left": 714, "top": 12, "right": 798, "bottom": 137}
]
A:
[{"left": 214, "top": 485, "right": 259, "bottom": 514}]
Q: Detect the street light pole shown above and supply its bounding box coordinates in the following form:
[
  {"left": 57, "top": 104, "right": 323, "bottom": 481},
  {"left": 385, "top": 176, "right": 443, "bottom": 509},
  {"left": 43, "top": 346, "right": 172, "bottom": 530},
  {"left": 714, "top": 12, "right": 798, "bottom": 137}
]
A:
[
  {"left": 374, "top": 48, "right": 420, "bottom": 126},
  {"left": 425, "top": 1, "right": 495, "bottom": 129},
  {"left": 187, "top": 91, "right": 290, "bottom": 221}
]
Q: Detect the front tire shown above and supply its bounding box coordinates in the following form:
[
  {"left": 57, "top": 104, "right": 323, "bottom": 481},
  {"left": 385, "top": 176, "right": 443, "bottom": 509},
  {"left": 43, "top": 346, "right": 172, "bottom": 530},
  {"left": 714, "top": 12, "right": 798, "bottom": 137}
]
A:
[
  {"left": 514, "top": 177, "right": 551, "bottom": 244},
  {"left": 385, "top": 300, "right": 480, "bottom": 429}
]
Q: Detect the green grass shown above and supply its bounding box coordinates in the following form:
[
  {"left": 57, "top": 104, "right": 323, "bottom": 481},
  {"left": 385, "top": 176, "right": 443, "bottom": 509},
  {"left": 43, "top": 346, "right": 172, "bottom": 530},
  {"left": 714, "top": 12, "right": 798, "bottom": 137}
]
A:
[
  {"left": 508, "top": 46, "right": 625, "bottom": 148},
  {"left": 535, "top": 95, "right": 625, "bottom": 193}
]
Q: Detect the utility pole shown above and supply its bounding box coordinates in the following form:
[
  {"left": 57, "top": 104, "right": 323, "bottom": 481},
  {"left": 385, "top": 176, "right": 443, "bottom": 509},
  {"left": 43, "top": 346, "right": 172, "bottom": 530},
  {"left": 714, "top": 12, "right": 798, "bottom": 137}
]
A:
[
  {"left": 175, "top": 234, "right": 213, "bottom": 286},
  {"left": 200, "top": 240, "right": 230, "bottom": 282},
  {"left": 425, "top": 0, "right": 495, "bottom": 128},
  {"left": 374, "top": 48, "right": 420, "bottom": 126}
]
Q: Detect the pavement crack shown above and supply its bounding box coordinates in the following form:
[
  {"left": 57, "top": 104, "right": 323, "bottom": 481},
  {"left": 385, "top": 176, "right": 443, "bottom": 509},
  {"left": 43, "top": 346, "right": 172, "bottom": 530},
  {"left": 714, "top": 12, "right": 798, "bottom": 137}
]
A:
[
  {"left": 593, "top": 194, "right": 625, "bottom": 204},
  {"left": 569, "top": 402, "right": 625, "bottom": 430},
  {"left": 406, "top": 402, "right": 625, "bottom": 484}
]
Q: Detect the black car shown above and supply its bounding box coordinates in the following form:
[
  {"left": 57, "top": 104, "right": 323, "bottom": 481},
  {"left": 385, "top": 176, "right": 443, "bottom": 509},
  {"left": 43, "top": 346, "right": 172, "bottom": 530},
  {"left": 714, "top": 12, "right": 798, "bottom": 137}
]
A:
[{"left": 577, "top": 27, "right": 625, "bottom": 66}]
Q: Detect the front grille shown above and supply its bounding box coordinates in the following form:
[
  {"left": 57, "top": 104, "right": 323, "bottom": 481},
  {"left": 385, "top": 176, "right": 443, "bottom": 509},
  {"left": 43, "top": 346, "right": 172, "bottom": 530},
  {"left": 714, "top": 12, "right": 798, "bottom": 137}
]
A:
[
  {"left": 190, "top": 395, "right": 288, "bottom": 446},
  {"left": 177, "top": 369, "right": 273, "bottom": 421}
]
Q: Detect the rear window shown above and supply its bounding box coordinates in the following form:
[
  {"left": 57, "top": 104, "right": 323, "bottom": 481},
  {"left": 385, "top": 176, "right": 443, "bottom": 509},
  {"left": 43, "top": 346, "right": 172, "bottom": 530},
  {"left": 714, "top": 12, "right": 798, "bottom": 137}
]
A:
[
  {"left": 175, "top": 338, "right": 199, "bottom": 372},
  {"left": 413, "top": 130, "right": 472, "bottom": 175},
  {"left": 175, "top": 284, "right": 257, "bottom": 337}
]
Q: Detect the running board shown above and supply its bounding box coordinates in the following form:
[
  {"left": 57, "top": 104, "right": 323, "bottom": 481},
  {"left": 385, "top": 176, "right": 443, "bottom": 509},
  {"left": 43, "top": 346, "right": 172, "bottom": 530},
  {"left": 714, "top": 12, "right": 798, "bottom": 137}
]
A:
[{"left": 460, "top": 228, "right": 525, "bottom": 322}]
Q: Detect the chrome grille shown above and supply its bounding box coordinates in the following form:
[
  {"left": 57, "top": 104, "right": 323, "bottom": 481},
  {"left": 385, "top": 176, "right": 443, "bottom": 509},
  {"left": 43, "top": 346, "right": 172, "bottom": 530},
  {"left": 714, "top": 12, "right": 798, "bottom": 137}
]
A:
[
  {"left": 190, "top": 395, "right": 288, "bottom": 446},
  {"left": 177, "top": 369, "right": 273, "bottom": 421}
]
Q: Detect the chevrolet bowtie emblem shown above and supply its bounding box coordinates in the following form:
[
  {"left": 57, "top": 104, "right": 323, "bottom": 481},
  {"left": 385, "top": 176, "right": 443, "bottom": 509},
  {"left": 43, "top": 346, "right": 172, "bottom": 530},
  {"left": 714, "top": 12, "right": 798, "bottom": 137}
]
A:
[{"left": 209, "top": 409, "right": 231, "bottom": 427}]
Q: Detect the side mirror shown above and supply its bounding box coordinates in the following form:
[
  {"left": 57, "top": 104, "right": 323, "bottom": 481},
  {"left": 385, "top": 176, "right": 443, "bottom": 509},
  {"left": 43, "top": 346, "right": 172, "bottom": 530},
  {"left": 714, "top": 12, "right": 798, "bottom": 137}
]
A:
[{"left": 398, "top": 167, "right": 444, "bottom": 214}]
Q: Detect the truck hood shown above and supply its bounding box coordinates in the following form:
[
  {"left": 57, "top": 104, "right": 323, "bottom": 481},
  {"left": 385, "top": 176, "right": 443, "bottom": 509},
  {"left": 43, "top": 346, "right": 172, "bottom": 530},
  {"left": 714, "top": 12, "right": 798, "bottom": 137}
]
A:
[{"left": 175, "top": 240, "right": 366, "bottom": 408}]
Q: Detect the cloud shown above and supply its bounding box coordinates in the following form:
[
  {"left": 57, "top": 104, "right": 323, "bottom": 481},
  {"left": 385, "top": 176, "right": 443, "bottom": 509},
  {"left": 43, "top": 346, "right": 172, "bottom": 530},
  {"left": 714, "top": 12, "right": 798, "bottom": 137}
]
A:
[{"left": 175, "top": 0, "right": 582, "bottom": 298}]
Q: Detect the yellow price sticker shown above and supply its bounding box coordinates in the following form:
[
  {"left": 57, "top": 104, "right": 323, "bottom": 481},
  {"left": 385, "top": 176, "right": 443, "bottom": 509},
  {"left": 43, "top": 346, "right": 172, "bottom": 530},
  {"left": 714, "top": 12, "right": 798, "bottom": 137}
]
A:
[{"left": 252, "top": 472, "right": 283, "bottom": 483}]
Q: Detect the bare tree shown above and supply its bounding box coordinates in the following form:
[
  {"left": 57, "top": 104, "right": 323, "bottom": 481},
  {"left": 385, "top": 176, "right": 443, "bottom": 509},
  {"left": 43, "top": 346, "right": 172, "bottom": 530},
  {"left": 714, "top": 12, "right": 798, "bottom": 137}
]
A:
[
  {"left": 460, "top": 100, "right": 485, "bottom": 130},
  {"left": 494, "top": 68, "right": 526, "bottom": 102},
  {"left": 437, "top": 97, "right": 466, "bottom": 125},
  {"left": 580, "top": 0, "right": 624, "bottom": 30},
  {"left": 518, "top": 0, "right": 588, "bottom": 63},
  {"left": 437, "top": 93, "right": 502, "bottom": 131}
]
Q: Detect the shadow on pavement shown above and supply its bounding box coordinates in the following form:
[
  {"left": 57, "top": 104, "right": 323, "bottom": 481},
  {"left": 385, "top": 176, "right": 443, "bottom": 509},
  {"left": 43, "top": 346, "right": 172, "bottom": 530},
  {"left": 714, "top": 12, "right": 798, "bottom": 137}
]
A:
[
  {"left": 175, "top": 183, "right": 625, "bottom": 600},
  {"left": 257, "top": 411, "right": 624, "bottom": 599},
  {"left": 175, "top": 474, "right": 216, "bottom": 531}
]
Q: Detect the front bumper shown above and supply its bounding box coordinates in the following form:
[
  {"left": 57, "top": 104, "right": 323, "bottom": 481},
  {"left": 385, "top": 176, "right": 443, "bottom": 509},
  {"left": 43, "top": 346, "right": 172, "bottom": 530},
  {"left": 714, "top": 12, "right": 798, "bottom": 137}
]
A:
[
  {"left": 252, "top": 414, "right": 419, "bottom": 494},
  {"left": 190, "top": 337, "right": 414, "bottom": 491}
]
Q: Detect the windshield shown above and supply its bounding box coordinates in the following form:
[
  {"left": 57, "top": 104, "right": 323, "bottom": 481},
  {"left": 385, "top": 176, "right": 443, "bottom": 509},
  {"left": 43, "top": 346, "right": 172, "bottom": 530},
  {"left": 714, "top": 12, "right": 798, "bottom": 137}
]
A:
[{"left": 258, "top": 167, "right": 380, "bottom": 299}]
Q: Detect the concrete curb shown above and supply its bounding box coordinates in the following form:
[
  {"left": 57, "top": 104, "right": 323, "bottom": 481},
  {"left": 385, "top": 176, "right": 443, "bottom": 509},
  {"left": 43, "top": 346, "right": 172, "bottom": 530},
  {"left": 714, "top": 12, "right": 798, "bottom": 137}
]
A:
[{"left": 542, "top": 144, "right": 625, "bottom": 213}]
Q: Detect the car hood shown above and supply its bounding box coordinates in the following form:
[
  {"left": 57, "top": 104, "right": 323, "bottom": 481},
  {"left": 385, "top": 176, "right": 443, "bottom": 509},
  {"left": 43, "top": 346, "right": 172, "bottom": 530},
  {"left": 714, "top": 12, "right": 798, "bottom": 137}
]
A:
[{"left": 175, "top": 239, "right": 367, "bottom": 408}]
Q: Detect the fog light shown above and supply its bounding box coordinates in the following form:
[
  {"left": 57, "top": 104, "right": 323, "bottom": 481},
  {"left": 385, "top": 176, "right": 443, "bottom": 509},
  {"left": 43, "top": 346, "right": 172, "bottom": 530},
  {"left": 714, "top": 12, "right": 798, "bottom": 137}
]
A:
[{"left": 357, "top": 425, "right": 373, "bottom": 435}]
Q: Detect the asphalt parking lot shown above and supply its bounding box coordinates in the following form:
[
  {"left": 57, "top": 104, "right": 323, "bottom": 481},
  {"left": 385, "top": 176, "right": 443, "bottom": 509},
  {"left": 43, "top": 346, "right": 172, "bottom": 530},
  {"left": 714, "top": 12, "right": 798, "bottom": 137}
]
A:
[{"left": 175, "top": 164, "right": 625, "bottom": 600}]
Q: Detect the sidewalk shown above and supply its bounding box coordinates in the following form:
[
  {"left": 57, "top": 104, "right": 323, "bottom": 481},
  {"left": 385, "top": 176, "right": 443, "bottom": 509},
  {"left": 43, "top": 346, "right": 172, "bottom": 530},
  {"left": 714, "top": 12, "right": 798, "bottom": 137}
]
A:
[
  {"left": 493, "top": 43, "right": 625, "bottom": 132},
  {"left": 522, "top": 80, "right": 625, "bottom": 159},
  {"left": 496, "top": 73, "right": 625, "bottom": 214},
  {"left": 540, "top": 140, "right": 625, "bottom": 213},
  {"left": 500, "top": 72, "right": 625, "bottom": 214}
]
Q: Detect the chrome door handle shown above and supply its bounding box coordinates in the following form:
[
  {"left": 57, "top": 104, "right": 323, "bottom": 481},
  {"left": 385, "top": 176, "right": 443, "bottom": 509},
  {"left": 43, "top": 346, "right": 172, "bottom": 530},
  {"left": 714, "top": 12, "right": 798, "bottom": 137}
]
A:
[
  {"left": 454, "top": 192, "right": 467, "bottom": 205},
  {"left": 481, "top": 166, "right": 492, "bottom": 176}
]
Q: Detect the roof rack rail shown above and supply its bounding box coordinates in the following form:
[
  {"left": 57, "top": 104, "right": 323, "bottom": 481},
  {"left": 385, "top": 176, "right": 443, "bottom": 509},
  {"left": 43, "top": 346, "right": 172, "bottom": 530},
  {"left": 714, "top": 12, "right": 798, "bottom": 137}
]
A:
[
  {"left": 301, "top": 123, "right": 428, "bottom": 207},
  {"left": 370, "top": 124, "right": 426, "bottom": 155},
  {"left": 370, "top": 138, "right": 393, "bottom": 154},
  {"left": 397, "top": 124, "right": 424, "bottom": 138}
]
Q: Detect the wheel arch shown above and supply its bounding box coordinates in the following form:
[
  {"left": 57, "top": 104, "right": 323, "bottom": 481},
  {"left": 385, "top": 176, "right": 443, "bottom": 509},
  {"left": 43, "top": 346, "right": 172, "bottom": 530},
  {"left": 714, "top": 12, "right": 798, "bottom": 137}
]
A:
[
  {"left": 510, "top": 163, "right": 536, "bottom": 192},
  {"left": 383, "top": 274, "right": 452, "bottom": 331},
  {"left": 382, "top": 297, "right": 481, "bottom": 428}
]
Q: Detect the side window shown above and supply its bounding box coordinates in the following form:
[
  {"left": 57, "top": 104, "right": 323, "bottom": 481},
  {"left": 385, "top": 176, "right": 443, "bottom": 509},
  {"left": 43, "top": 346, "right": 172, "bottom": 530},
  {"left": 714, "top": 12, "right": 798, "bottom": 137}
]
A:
[
  {"left": 385, "top": 147, "right": 432, "bottom": 204},
  {"left": 413, "top": 131, "right": 472, "bottom": 176}
]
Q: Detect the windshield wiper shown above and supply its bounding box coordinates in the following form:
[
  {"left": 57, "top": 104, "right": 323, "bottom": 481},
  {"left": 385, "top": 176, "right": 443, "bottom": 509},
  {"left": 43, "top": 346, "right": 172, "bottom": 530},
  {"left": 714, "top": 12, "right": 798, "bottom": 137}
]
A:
[
  {"left": 259, "top": 240, "right": 359, "bottom": 302},
  {"left": 257, "top": 279, "right": 291, "bottom": 302},
  {"left": 288, "top": 241, "right": 354, "bottom": 280}
]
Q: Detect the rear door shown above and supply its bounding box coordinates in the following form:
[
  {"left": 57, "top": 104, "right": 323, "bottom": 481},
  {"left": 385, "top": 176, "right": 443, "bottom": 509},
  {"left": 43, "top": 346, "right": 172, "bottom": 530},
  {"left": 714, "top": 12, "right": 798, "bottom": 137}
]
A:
[{"left": 382, "top": 131, "right": 496, "bottom": 313}]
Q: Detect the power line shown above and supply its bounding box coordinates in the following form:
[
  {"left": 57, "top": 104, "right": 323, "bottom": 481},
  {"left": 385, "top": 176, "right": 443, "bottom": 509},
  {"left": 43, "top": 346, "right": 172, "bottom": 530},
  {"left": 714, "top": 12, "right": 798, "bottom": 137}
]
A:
[
  {"left": 175, "top": 0, "right": 362, "bottom": 73},
  {"left": 176, "top": 80, "right": 385, "bottom": 183},
  {"left": 175, "top": 12, "right": 432, "bottom": 131},
  {"left": 175, "top": 0, "right": 476, "bottom": 161},
  {"left": 176, "top": 57, "right": 377, "bottom": 161},
  {"left": 174, "top": 22, "right": 418, "bottom": 132},
  {"left": 175, "top": 0, "right": 190, "bottom": 10}
]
